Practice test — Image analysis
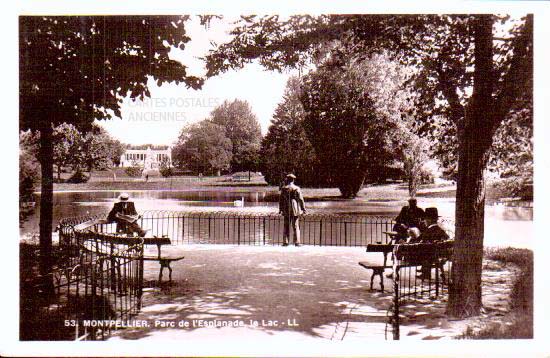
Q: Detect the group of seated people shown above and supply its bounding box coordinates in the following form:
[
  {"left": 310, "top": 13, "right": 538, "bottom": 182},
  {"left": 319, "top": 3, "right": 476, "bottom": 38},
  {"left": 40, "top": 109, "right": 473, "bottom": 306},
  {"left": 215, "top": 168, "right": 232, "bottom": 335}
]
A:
[
  {"left": 392, "top": 198, "right": 450, "bottom": 280},
  {"left": 392, "top": 198, "right": 449, "bottom": 244}
]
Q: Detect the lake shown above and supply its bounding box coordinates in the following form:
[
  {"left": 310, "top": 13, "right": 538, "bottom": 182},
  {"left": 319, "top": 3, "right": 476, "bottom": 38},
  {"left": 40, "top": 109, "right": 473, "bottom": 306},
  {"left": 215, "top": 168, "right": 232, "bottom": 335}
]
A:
[{"left": 20, "top": 189, "right": 534, "bottom": 249}]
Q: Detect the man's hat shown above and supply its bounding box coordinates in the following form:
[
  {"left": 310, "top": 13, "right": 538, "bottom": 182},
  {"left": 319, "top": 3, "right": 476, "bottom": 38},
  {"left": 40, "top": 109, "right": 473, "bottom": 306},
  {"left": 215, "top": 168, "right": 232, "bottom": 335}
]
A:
[
  {"left": 408, "top": 197, "right": 417, "bottom": 203},
  {"left": 119, "top": 192, "right": 130, "bottom": 201},
  {"left": 286, "top": 173, "right": 296, "bottom": 179},
  {"left": 425, "top": 207, "right": 440, "bottom": 220}
]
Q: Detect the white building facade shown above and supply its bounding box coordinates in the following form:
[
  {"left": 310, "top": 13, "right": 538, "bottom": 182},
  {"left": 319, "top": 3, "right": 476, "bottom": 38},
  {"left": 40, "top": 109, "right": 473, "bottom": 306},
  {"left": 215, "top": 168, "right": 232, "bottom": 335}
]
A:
[{"left": 120, "top": 146, "right": 172, "bottom": 170}]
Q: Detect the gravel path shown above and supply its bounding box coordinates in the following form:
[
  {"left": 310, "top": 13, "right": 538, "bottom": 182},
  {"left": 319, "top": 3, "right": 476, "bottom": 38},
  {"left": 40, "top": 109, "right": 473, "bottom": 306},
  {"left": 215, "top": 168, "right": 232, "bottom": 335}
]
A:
[{"left": 108, "top": 244, "right": 518, "bottom": 350}]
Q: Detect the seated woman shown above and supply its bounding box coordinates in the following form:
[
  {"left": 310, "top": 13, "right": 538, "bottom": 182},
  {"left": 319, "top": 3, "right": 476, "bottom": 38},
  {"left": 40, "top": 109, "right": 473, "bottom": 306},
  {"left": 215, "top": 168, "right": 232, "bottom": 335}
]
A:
[{"left": 107, "top": 193, "right": 147, "bottom": 237}]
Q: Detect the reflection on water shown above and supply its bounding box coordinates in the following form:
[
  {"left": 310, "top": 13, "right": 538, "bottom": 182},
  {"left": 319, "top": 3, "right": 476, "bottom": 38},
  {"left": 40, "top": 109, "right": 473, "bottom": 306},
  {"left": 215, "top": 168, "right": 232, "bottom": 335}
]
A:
[{"left": 21, "top": 190, "right": 533, "bottom": 248}]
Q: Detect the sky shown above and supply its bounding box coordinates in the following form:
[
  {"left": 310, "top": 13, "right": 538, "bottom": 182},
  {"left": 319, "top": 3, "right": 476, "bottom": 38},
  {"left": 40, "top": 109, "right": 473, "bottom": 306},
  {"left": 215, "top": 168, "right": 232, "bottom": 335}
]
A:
[{"left": 98, "top": 17, "right": 299, "bottom": 145}]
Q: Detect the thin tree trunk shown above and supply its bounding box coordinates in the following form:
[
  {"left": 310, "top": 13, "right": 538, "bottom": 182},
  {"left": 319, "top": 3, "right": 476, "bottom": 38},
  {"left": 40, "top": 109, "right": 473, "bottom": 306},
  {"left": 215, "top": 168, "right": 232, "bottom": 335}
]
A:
[
  {"left": 38, "top": 124, "right": 54, "bottom": 295},
  {"left": 447, "top": 15, "right": 494, "bottom": 318}
]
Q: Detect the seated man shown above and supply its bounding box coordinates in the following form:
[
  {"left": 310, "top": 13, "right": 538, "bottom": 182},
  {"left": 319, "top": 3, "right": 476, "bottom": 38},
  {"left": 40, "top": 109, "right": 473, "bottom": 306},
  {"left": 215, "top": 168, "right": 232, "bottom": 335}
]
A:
[
  {"left": 412, "top": 207, "right": 449, "bottom": 280},
  {"left": 107, "top": 193, "right": 147, "bottom": 237},
  {"left": 415, "top": 207, "right": 449, "bottom": 244},
  {"left": 393, "top": 198, "right": 425, "bottom": 242}
]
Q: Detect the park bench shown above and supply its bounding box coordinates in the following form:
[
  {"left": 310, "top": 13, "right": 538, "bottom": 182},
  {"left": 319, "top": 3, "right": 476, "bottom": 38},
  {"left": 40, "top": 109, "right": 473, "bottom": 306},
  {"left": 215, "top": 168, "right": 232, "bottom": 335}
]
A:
[
  {"left": 74, "top": 219, "right": 185, "bottom": 284},
  {"left": 142, "top": 236, "right": 185, "bottom": 283},
  {"left": 360, "top": 242, "right": 395, "bottom": 291},
  {"left": 360, "top": 240, "right": 454, "bottom": 292}
]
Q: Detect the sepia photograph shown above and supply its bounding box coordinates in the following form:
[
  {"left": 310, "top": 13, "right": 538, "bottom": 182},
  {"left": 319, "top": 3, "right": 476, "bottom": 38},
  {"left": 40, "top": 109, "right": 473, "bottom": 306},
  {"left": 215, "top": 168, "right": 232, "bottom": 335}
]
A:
[{"left": 8, "top": 2, "right": 549, "bottom": 356}]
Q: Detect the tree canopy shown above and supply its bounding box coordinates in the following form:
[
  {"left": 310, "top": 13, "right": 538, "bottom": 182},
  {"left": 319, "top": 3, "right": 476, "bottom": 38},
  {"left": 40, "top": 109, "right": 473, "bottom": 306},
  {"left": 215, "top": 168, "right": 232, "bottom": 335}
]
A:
[
  {"left": 205, "top": 14, "right": 533, "bottom": 317},
  {"left": 20, "top": 15, "right": 207, "bottom": 290},
  {"left": 299, "top": 51, "right": 398, "bottom": 197},
  {"left": 20, "top": 16, "right": 203, "bottom": 131},
  {"left": 209, "top": 99, "right": 262, "bottom": 172},
  {"left": 172, "top": 121, "right": 233, "bottom": 175},
  {"left": 260, "top": 76, "right": 322, "bottom": 187}
]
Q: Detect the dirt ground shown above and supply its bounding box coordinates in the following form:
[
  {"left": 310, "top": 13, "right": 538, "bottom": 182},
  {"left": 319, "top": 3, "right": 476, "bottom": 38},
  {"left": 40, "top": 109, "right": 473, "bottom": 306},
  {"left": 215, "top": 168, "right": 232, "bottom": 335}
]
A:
[{"left": 108, "top": 244, "right": 520, "bottom": 349}]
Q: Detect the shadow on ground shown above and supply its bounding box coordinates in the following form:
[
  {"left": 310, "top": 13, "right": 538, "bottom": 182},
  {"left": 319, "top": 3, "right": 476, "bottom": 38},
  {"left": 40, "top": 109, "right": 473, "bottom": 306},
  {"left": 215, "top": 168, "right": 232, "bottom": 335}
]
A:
[{"left": 109, "top": 245, "right": 516, "bottom": 342}]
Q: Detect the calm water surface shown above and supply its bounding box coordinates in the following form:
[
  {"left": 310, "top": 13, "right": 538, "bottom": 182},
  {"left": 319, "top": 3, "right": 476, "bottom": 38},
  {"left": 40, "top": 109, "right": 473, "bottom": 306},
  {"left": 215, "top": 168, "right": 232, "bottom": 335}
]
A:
[{"left": 20, "top": 190, "right": 533, "bottom": 248}]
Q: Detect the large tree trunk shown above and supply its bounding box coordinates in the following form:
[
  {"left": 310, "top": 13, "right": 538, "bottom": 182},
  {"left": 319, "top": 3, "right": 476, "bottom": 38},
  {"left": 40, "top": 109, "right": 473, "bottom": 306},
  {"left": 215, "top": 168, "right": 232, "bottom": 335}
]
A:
[
  {"left": 38, "top": 124, "right": 54, "bottom": 295},
  {"left": 447, "top": 15, "right": 494, "bottom": 318}
]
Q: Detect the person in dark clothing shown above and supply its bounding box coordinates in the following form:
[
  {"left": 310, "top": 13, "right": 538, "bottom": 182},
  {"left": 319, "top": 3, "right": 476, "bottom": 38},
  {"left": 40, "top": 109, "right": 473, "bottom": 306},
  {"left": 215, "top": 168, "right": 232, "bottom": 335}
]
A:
[
  {"left": 411, "top": 207, "right": 449, "bottom": 280},
  {"left": 279, "top": 174, "right": 306, "bottom": 246},
  {"left": 393, "top": 198, "right": 425, "bottom": 242},
  {"left": 107, "top": 193, "right": 147, "bottom": 237}
]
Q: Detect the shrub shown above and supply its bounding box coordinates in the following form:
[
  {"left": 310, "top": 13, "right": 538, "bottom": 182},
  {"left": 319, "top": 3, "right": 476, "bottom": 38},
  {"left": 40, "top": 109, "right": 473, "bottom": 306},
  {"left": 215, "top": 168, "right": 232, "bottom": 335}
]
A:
[
  {"left": 124, "top": 163, "right": 143, "bottom": 177},
  {"left": 461, "top": 248, "right": 533, "bottom": 339},
  {"left": 67, "top": 169, "right": 89, "bottom": 183},
  {"left": 20, "top": 151, "right": 41, "bottom": 202}
]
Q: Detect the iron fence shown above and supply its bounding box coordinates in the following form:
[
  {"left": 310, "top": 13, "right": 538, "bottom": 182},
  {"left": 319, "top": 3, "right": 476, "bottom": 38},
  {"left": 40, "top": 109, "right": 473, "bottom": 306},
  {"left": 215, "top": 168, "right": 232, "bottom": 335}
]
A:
[
  {"left": 21, "top": 217, "right": 143, "bottom": 341},
  {"left": 71, "top": 210, "right": 398, "bottom": 247},
  {"left": 387, "top": 241, "right": 454, "bottom": 340}
]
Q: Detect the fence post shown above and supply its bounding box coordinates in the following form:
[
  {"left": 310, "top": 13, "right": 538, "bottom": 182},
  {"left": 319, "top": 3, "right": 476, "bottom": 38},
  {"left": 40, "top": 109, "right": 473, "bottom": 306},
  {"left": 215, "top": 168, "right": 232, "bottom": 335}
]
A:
[
  {"left": 237, "top": 217, "right": 241, "bottom": 245},
  {"left": 344, "top": 222, "right": 348, "bottom": 246},
  {"left": 319, "top": 220, "right": 323, "bottom": 246},
  {"left": 392, "top": 247, "right": 400, "bottom": 340},
  {"left": 263, "top": 217, "right": 266, "bottom": 245}
]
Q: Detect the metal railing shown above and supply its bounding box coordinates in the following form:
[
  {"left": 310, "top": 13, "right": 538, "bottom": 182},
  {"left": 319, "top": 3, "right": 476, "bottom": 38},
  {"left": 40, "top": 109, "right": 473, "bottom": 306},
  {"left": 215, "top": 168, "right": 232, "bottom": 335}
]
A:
[
  {"left": 388, "top": 240, "right": 454, "bottom": 340},
  {"left": 21, "top": 217, "right": 144, "bottom": 341},
  {"left": 75, "top": 210, "right": 397, "bottom": 247}
]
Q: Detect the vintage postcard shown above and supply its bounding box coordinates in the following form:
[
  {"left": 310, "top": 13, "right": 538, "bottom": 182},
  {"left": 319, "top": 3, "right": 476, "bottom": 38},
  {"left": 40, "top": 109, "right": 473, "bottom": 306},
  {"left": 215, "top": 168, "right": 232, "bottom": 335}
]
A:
[{"left": 5, "top": 1, "right": 549, "bottom": 356}]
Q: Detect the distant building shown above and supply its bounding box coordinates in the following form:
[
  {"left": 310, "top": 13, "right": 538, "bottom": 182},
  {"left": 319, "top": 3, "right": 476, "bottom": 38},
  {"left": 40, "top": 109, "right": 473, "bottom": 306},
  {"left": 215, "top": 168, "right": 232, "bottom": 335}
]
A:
[{"left": 120, "top": 146, "right": 172, "bottom": 170}]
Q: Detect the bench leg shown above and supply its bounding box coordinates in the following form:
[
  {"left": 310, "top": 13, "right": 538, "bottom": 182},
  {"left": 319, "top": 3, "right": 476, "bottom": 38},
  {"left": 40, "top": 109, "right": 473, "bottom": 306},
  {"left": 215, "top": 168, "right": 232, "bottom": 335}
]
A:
[
  {"left": 379, "top": 270, "right": 384, "bottom": 292},
  {"left": 158, "top": 265, "right": 164, "bottom": 283},
  {"left": 370, "top": 273, "right": 375, "bottom": 290},
  {"left": 369, "top": 269, "right": 385, "bottom": 292}
]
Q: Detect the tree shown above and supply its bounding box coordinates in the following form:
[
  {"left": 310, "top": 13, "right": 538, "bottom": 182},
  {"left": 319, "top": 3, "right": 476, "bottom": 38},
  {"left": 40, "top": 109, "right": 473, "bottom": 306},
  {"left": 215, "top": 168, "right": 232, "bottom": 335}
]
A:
[
  {"left": 299, "top": 54, "right": 397, "bottom": 198},
  {"left": 172, "top": 121, "right": 233, "bottom": 175},
  {"left": 20, "top": 16, "right": 204, "bottom": 292},
  {"left": 205, "top": 14, "right": 533, "bottom": 317},
  {"left": 209, "top": 99, "right": 262, "bottom": 172},
  {"left": 80, "top": 125, "right": 120, "bottom": 172},
  {"left": 19, "top": 131, "right": 41, "bottom": 203},
  {"left": 159, "top": 156, "right": 173, "bottom": 177},
  {"left": 52, "top": 123, "right": 83, "bottom": 180},
  {"left": 260, "top": 76, "right": 323, "bottom": 187}
]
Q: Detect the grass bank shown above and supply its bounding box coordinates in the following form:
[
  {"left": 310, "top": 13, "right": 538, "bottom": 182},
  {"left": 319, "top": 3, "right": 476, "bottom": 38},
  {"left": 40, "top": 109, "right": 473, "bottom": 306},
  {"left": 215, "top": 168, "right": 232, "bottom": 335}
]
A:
[
  {"left": 49, "top": 170, "right": 527, "bottom": 203},
  {"left": 461, "top": 247, "right": 533, "bottom": 339}
]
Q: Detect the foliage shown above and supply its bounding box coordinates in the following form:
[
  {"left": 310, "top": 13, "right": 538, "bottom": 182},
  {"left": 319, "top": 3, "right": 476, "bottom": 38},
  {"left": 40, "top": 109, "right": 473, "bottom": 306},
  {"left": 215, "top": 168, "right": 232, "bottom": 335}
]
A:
[
  {"left": 205, "top": 13, "right": 533, "bottom": 317},
  {"left": 20, "top": 16, "right": 203, "bottom": 132},
  {"left": 299, "top": 52, "right": 399, "bottom": 198},
  {"left": 20, "top": 15, "right": 206, "bottom": 283},
  {"left": 260, "top": 76, "right": 324, "bottom": 187},
  {"left": 50, "top": 123, "right": 124, "bottom": 178},
  {"left": 209, "top": 99, "right": 262, "bottom": 172},
  {"left": 19, "top": 131, "right": 41, "bottom": 202},
  {"left": 80, "top": 126, "right": 118, "bottom": 172},
  {"left": 159, "top": 156, "right": 173, "bottom": 177},
  {"left": 52, "top": 123, "right": 83, "bottom": 179},
  {"left": 172, "top": 121, "right": 233, "bottom": 175},
  {"left": 66, "top": 169, "right": 90, "bottom": 183},
  {"left": 461, "top": 248, "right": 533, "bottom": 339},
  {"left": 20, "top": 149, "right": 41, "bottom": 203},
  {"left": 124, "top": 161, "right": 143, "bottom": 177}
]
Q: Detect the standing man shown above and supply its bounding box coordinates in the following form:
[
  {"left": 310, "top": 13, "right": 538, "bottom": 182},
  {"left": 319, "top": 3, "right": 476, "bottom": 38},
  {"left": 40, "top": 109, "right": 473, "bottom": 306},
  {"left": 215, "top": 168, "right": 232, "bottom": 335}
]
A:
[
  {"left": 279, "top": 174, "right": 306, "bottom": 247},
  {"left": 107, "top": 193, "right": 147, "bottom": 237},
  {"left": 393, "top": 198, "right": 425, "bottom": 242}
]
